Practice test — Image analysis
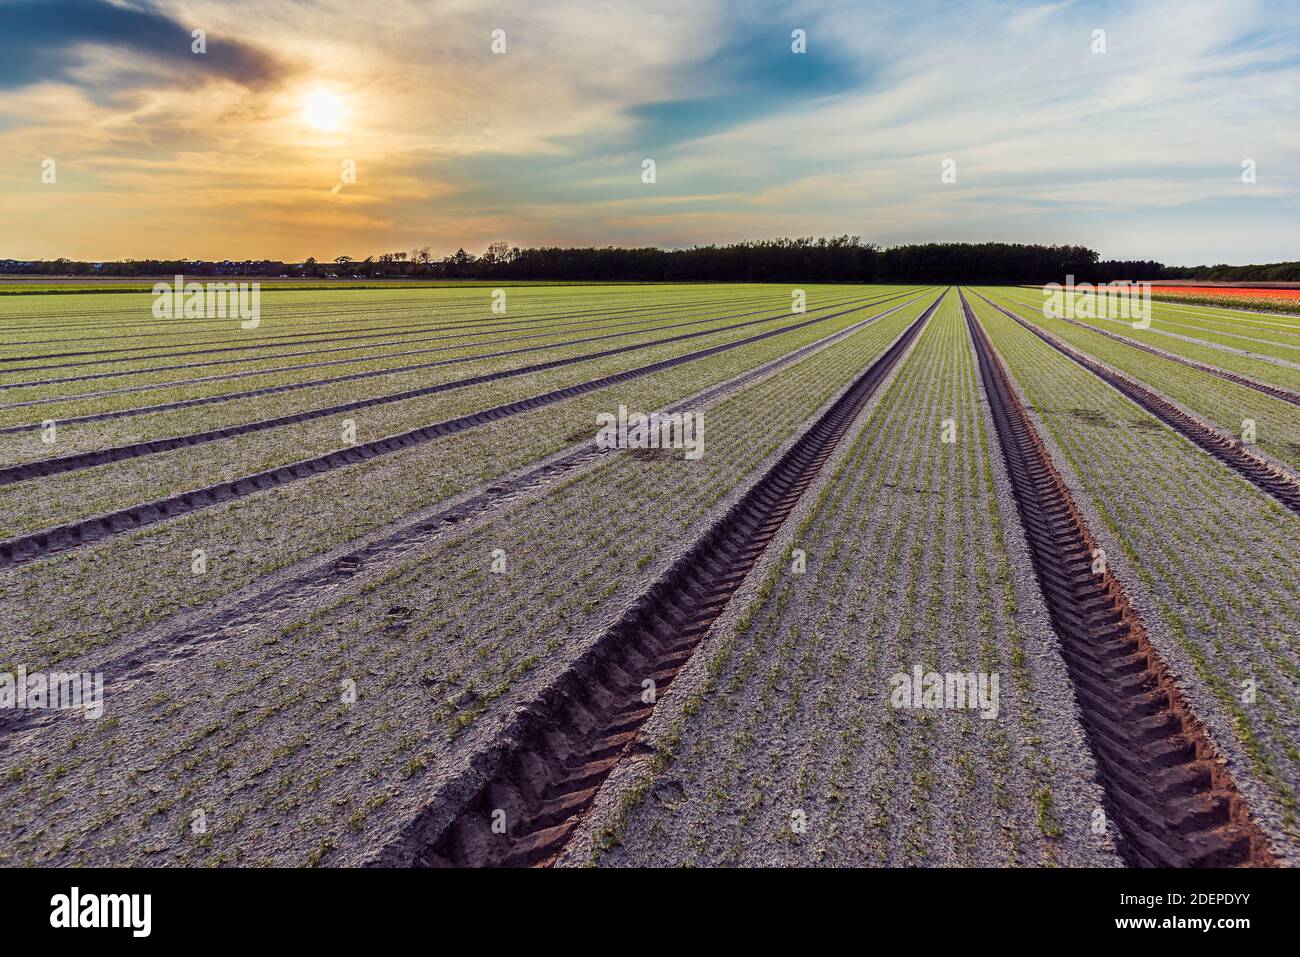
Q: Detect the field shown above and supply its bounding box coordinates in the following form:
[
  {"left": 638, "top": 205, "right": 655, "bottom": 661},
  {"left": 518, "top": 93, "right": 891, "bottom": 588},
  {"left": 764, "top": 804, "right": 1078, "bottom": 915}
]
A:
[
  {"left": 1150, "top": 283, "right": 1300, "bottom": 300},
  {"left": 1083, "top": 282, "right": 1300, "bottom": 316},
  {"left": 0, "top": 282, "right": 1296, "bottom": 868}
]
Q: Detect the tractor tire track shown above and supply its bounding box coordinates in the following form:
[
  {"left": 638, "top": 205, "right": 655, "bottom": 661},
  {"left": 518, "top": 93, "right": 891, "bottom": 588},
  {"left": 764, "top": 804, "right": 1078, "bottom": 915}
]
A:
[
  {"left": 0, "top": 291, "right": 780, "bottom": 369},
  {"left": 0, "top": 299, "right": 487, "bottom": 347},
  {"left": 372, "top": 292, "right": 945, "bottom": 868},
  {"left": 0, "top": 292, "right": 505, "bottom": 342},
  {"left": 993, "top": 296, "right": 1300, "bottom": 406},
  {"left": 0, "top": 294, "right": 809, "bottom": 407},
  {"left": 0, "top": 290, "right": 934, "bottom": 743},
  {"left": 0, "top": 293, "right": 785, "bottom": 390},
  {"left": 0, "top": 292, "right": 879, "bottom": 423},
  {"left": 0, "top": 292, "right": 903, "bottom": 481},
  {"left": 961, "top": 290, "right": 1276, "bottom": 867},
  {"left": 0, "top": 293, "right": 925, "bottom": 568},
  {"left": 0, "top": 287, "right": 698, "bottom": 340},
  {"left": 998, "top": 291, "right": 1300, "bottom": 358},
  {"left": 974, "top": 292, "right": 1300, "bottom": 515}
]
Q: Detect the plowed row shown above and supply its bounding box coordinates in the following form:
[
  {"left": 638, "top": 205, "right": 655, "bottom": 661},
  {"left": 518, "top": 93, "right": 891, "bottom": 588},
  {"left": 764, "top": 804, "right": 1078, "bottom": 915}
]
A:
[
  {"left": 963, "top": 292, "right": 1274, "bottom": 866},
  {"left": 1, "top": 281, "right": 1294, "bottom": 870}
]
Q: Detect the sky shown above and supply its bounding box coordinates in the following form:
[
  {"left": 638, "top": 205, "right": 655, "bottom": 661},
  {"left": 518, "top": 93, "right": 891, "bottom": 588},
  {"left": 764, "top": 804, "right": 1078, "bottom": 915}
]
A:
[{"left": 0, "top": 0, "right": 1297, "bottom": 265}]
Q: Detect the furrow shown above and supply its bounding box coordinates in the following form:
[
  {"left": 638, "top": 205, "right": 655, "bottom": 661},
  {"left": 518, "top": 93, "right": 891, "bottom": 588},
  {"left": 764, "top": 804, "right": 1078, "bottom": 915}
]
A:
[
  {"left": 0, "top": 293, "right": 901, "bottom": 481},
  {"left": 0, "top": 290, "right": 770, "bottom": 366},
  {"left": 375, "top": 291, "right": 946, "bottom": 868},
  {"left": 1004, "top": 300, "right": 1300, "bottom": 407},
  {"left": 0, "top": 288, "right": 926, "bottom": 743},
  {"left": 973, "top": 292, "right": 1300, "bottom": 514},
  {"left": 961, "top": 289, "right": 1276, "bottom": 868},
  {"left": 0, "top": 293, "right": 923, "bottom": 568},
  {"left": 0, "top": 292, "right": 800, "bottom": 407},
  {"left": 0, "top": 292, "right": 882, "bottom": 432},
  {"left": 0, "top": 290, "right": 785, "bottom": 389}
]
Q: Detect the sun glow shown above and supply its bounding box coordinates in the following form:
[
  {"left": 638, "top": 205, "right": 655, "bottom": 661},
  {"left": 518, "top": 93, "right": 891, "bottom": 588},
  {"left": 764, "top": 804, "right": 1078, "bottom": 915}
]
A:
[{"left": 303, "top": 89, "right": 346, "bottom": 132}]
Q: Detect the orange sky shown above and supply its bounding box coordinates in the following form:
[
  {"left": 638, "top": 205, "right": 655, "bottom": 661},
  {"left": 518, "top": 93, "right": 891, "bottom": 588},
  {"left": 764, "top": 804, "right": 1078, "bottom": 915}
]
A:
[{"left": 2, "top": 0, "right": 1297, "bottom": 264}]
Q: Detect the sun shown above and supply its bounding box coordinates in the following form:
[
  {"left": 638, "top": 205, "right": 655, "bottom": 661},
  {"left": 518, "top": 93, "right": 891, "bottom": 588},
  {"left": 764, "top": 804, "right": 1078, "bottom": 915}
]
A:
[{"left": 303, "top": 89, "right": 346, "bottom": 132}]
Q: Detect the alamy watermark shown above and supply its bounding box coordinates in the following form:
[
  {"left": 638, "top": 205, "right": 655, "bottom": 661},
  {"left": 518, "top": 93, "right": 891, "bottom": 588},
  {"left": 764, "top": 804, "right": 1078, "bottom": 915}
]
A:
[
  {"left": 0, "top": 667, "right": 104, "bottom": 720},
  {"left": 1043, "top": 275, "right": 1152, "bottom": 328},
  {"left": 50, "top": 887, "right": 150, "bottom": 937},
  {"left": 595, "top": 405, "right": 704, "bottom": 460},
  {"left": 889, "top": 665, "right": 999, "bottom": 720},
  {"left": 152, "top": 275, "right": 261, "bottom": 328}
]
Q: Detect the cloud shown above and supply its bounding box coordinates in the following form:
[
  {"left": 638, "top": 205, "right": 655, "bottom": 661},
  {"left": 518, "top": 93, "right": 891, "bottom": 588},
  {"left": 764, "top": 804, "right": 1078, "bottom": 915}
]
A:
[
  {"left": 1, "top": 0, "right": 1298, "bottom": 263},
  {"left": 625, "top": 23, "right": 862, "bottom": 149},
  {"left": 0, "top": 0, "right": 286, "bottom": 91}
]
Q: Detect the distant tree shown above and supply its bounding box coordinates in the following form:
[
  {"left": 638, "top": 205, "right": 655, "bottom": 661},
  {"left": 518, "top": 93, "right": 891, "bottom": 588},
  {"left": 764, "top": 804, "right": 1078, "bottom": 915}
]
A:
[{"left": 16, "top": 241, "right": 1300, "bottom": 284}]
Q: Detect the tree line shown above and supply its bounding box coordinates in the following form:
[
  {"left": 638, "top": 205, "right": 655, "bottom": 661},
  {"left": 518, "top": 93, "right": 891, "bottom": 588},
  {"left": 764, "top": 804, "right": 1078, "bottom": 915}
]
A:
[{"left": 4, "top": 239, "right": 1298, "bottom": 283}]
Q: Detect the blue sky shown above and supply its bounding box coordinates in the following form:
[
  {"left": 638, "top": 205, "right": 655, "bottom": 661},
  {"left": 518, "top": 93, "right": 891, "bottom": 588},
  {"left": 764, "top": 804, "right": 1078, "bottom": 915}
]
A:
[{"left": 0, "top": 0, "right": 1297, "bottom": 263}]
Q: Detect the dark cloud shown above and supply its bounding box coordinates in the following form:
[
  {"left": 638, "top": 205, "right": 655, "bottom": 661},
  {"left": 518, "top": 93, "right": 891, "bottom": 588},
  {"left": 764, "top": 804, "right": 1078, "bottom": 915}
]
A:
[{"left": 0, "top": 0, "right": 286, "bottom": 90}]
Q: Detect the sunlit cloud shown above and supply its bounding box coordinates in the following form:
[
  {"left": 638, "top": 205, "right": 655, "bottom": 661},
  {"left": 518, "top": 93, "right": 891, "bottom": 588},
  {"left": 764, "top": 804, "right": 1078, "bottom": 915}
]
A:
[{"left": 0, "top": 0, "right": 1297, "bottom": 264}]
